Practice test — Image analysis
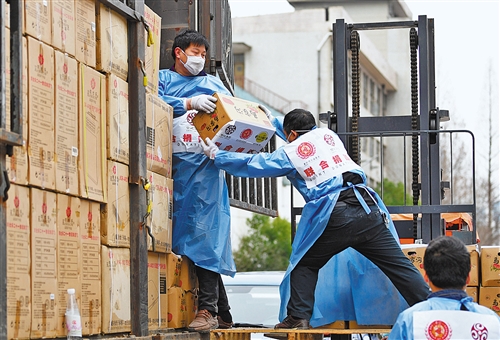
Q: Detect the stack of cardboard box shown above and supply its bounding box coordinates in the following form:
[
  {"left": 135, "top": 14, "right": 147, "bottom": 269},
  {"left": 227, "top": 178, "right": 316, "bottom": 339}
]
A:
[
  {"left": 479, "top": 246, "right": 500, "bottom": 314},
  {"left": 3, "top": 1, "right": 176, "bottom": 338}
]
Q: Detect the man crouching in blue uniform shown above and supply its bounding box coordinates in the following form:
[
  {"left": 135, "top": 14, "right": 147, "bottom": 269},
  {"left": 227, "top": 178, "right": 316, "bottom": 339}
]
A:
[{"left": 202, "top": 108, "right": 431, "bottom": 329}]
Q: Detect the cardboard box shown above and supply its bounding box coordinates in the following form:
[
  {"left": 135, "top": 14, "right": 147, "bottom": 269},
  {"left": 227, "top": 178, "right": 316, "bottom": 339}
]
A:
[
  {"left": 6, "top": 185, "right": 31, "bottom": 339},
  {"left": 179, "top": 256, "right": 198, "bottom": 293},
  {"left": 80, "top": 199, "right": 101, "bottom": 335},
  {"left": 481, "top": 246, "right": 500, "bottom": 286},
  {"left": 101, "top": 160, "right": 130, "bottom": 247},
  {"left": 30, "top": 188, "right": 58, "bottom": 338},
  {"left": 27, "top": 37, "right": 55, "bottom": 190},
  {"left": 167, "top": 252, "right": 182, "bottom": 288},
  {"left": 185, "top": 290, "right": 198, "bottom": 326},
  {"left": 146, "top": 94, "right": 173, "bottom": 178},
  {"left": 465, "top": 286, "right": 478, "bottom": 303},
  {"left": 400, "top": 244, "right": 427, "bottom": 278},
  {"left": 148, "top": 252, "right": 168, "bottom": 331},
  {"left": 24, "top": 0, "right": 51, "bottom": 45},
  {"left": 106, "top": 74, "right": 129, "bottom": 164},
  {"left": 6, "top": 32, "right": 29, "bottom": 185},
  {"left": 320, "top": 321, "right": 347, "bottom": 329},
  {"left": 167, "top": 286, "right": 187, "bottom": 329},
  {"left": 56, "top": 194, "right": 81, "bottom": 337},
  {"left": 79, "top": 64, "right": 106, "bottom": 203},
  {"left": 101, "top": 246, "right": 131, "bottom": 334},
  {"left": 192, "top": 93, "right": 275, "bottom": 153},
  {"left": 147, "top": 171, "right": 173, "bottom": 253},
  {"left": 52, "top": 0, "right": 76, "bottom": 56},
  {"left": 466, "top": 244, "right": 479, "bottom": 287},
  {"left": 55, "top": 51, "right": 79, "bottom": 195},
  {"left": 144, "top": 5, "right": 161, "bottom": 95},
  {"left": 75, "top": 0, "right": 96, "bottom": 67},
  {"left": 97, "top": 4, "right": 128, "bottom": 81},
  {"left": 479, "top": 286, "right": 500, "bottom": 316}
]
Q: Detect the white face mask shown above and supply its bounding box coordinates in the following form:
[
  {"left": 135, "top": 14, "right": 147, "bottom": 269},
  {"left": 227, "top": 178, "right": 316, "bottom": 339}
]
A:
[{"left": 180, "top": 49, "right": 205, "bottom": 75}]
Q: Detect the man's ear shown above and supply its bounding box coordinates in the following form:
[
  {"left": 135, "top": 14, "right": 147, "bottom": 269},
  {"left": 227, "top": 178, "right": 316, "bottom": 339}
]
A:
[
  {"left": 174, "top": 47, "right": 182, "bottom": 59},
  {"left": 423, "top": 271, "right": 430, "bottom": 283}
]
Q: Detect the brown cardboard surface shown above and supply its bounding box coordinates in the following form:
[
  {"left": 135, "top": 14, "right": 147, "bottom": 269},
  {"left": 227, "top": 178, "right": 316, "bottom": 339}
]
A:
[
  {"left": 56, "top": 194, "right": 82, "bottom": 337},
  {"left": 7, "top": 185, "right": 31, "bottom": 339},
  {"left": 144, "top": 5, "right": 161, "bottom": 95},
  {"left": 185, "top": 290, "right": 198, "bottom": 327},
  {"left": 30, "top": 188, "right": 58, "bottom": 338},
  {"left": 148, "top": 252, "right": 168, "bottom": 331},
  {"left": 481, "top": 246, "right": 500, "bottom": 286},
  {"left": 400, "top": 244, "right": 427, "bottom": 278},
  {"left": 179, "top": 256, "right": 198, "bottom": 293},
  {"left": 55, "top": 51, "right": 79, "bottom": 195},
  {"left": 166, "top": 252, "right": 182, "bottom": 289},
  {"left": 466, "top": 244, "right": 479, "bottom": 287},
  {"left": 80, "top": 199, "right": 101, "bottom": 335},
  {"left": 6, "top": 32, "right": 29, "bottom": 185},
  {"left": 75, "top": 0, "right": 96, "bottom": 67},
  {"left": 101, "top": 246, "right": 131, "bottom": 334},
  {"left": 106, "top": 74, "right": 129, "bottom": 164},
  {"left": 479, "top": 286, "right": 500, "bottom": 316},
  {"left": 101, "top": 160, "right": 130, "bottom": 247},
  {"left": 97, "top": 4, "right": 128, "bottom": 81},
  {"left": 192, "top": 93, "right": 275, "bottom": 153},
  {"left": 146, "top": 94, "right": 173, "bottom": 178},
  {"left": 167, "top": 286, "right": 187, "bottom": 329},
  {"left": 147, "top": 171, "right": 172, "bottom": 253},
  {"left": 27, "top": 37, "right": 55, "bottom": 190},
  {"left": 52, "top": 0, "right": 76, "bottom": 56},
  {"left": 78, "top": 64, "right": 106, "bottom": 203},
  {"left": 24, "top": 0, "right": 51, "bottom": 45}
]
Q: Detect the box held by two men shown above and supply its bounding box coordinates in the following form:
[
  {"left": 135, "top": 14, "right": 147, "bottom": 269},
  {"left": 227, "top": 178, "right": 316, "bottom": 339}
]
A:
[{"left": 192, "top": 93, "right": 275, "bottom": 154}]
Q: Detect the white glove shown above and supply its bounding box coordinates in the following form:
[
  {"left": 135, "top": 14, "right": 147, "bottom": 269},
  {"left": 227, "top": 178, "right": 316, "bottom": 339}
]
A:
[
  {"left": 191, "top": 94, "right": 217, "bottom": 112},
  {"left": 201, "top": 137, "right": 219, "bottom": 159},
  {"left": 259, "top": 104, "right": 273, "bottom": 121}
]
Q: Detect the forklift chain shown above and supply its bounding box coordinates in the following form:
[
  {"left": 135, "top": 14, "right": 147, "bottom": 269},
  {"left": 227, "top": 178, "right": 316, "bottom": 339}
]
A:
[
  {"left": 410, "top": 28, "right": 420, "bottom": 237},
  {"left": 350, "top": 30, "right": 361, "bottom": 164}
]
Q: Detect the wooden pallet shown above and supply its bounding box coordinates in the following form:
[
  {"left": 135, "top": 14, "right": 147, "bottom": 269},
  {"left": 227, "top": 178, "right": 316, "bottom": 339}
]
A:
[{"left": 209, "top": 328, "right": 391, "bottom": 340}]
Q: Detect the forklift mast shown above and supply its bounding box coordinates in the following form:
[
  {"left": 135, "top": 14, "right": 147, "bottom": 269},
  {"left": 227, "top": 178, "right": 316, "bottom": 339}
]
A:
[{"left": 328, "top": 16, "right": 477, "bottom": 244}]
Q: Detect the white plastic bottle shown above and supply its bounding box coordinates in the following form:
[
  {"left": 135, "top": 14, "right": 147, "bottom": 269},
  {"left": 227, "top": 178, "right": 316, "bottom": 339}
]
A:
[{"left": 65, "top": 288, "right": 82, "bottom": 339}]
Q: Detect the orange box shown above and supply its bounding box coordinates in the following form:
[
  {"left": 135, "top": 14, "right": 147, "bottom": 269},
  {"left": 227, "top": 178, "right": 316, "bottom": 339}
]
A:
[
  {"left": 400, "top": 244, "right": 427, "bottom": 278},
  {"left": 144, "top": 5, "right": 161, "bottom": 95},
  {"left": 166, "top": 252, "right": 182, "bottom": 288},
  {"left": 479, "top": 286, "right": 500, "bottom": 316},
  {"left": 465, "top": 286, "right": 478, "bottom": 303},
  {"left": 167, "top": 286, "right": 187, "bottom": 329}
]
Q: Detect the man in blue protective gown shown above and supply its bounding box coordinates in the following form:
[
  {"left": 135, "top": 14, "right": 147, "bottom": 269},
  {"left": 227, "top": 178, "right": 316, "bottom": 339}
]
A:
[
  {"left": 201, "top": 108, "right": 430, "bottom": 329},
  {"left": 158, "top": 30, "right": 235, "bottom": 331},
  {"left": 389, "top": 236, "right": 500, "bottom": 340}
]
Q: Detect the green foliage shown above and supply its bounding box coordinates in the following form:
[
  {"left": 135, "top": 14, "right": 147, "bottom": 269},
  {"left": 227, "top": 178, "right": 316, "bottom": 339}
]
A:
[
  {"left": 234, "top": 214, "right": 292, "bottom": 271},
  {"left": 375, "top": 178, "right": 414, "bottom": 206}
]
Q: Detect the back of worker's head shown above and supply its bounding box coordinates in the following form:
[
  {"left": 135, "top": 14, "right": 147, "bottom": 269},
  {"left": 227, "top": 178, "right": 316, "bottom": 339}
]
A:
[
  {"left": 171, "top": 29, "right": 210, "bottom": 59},
  {"left": 283, "top": 109, "right": 316, "bottom": 135},
  {"left": 423, "top": 236, "right": 470, "bottom": 290}
]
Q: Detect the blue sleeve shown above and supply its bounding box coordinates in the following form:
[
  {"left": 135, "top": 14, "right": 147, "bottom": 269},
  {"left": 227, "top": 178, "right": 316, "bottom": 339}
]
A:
[
  {"left": 272, "top": 116, "right": 287, "bottom": 141},
  {"left": 388, "top": 313, "right": 411, "bottom": 340},
  {"left": 158, "top": 71, "right": 186, "bottom": 116},
  {"left": 214, "top": 148, "right": 295, "bottom": 178}
]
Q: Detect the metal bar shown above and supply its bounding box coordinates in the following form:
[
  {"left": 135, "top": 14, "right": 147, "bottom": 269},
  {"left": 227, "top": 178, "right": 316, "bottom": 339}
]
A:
[
  {"left": 388, "top": 204, "right": 476, "bottom": 214},
  {"left": 348, "top": 20, "right": 418, "bottom": 31},
  {"left": 97, "top": 0, "right": 141, "bottom": 21},
  {"left": 0, "top": 129, "right": 22, "bottom": 146},
  {"left": 357, "top": 116, "right": 415, "bottom": 132},
  {"left": 229, "top": 199, "right": 278, "bottom": 217},
  {"left": 128, "top": 0, "right": 149, "bottom": 336},
  {"left": 10, "top": 0, "right": 23, "bottom": 139},
  {"left": 332, "top": 19, "right": 349, "bottom": 143}
]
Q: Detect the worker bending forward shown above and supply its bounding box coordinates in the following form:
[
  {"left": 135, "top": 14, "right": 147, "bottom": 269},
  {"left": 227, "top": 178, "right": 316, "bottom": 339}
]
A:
[{"left": 202, "top": 108, "right": 430, "bottom": 329}]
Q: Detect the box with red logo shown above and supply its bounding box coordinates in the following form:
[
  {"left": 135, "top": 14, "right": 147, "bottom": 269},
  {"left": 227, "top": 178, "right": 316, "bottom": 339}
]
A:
[
  {"left": 192, "top": 93, "right": 275, "bottom": 153},
  {"left": 481, "top": 246, "right": 500, "bottom": 287},
  {"left": 400, "top": 244, "right": 427, "bottom": 278}
]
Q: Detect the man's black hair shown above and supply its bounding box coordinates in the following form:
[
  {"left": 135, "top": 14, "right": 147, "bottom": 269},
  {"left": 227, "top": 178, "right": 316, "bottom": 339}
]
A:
[
  {"left": 423, "top": 236, "right": 470, "bottom": 290},
  {"left": 171, "top": 29, "right": 210, "bottom": 60},
  {"left": 283, "top": 109, "right": 316, "bottom": 135}
]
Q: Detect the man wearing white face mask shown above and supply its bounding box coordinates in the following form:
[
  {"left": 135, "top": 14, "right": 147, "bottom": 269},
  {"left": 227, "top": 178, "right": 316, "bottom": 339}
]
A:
[{"left": 157, "top": 30, "right": 236, "bottom": 332}]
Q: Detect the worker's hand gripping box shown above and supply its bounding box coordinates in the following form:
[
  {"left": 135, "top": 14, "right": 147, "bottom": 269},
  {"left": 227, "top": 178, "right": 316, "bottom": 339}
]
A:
[
  {"left": 481, "top": 246, "right": 500, "bottom": 286},
  {"left": 192, "top": 93, "right": 275, "bottom": 153}
]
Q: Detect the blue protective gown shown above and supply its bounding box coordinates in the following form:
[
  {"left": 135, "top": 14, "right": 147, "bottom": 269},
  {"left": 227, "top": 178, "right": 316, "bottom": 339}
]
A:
[
  {"left": 213, "top": 121, "right": 409, "bottom": 326},
  {"left": 388, "top": 296, "right": 500, "bottom": 340},
  {"left": 158, "top": 69, "right": 236, "bottom": 276}
]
